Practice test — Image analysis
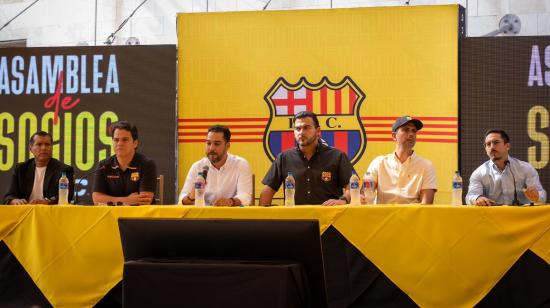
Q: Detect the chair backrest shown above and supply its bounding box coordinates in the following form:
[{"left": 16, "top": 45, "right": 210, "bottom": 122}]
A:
[
  {"left": 251, "top": 174, "right": 255, "bottom": 206},
  {"left": 118, "top": 218, "right": 327, "bottom": 308},
  {"left": 155, "top": 175, "right": 164, "bottom": 204}
]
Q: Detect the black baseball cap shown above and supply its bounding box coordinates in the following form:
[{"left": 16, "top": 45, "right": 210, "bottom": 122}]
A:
[{"left": 392, "top": 116, "right": 423, "bottom": 132}]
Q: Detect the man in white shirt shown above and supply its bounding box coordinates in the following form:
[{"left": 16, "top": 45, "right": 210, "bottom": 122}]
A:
[
  {"left": 3, "top": 131, "right": 74, "bottom": 205},
  {"left": 366, "top": 116, "right": 437, "bottom": 204},
  {"left": 179, "top": 125, "right": 253, "bottom": 206}
]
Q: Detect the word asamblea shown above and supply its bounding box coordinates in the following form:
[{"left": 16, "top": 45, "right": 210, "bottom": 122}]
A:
[{"left": 0, "top": 54, "right": 119, "bottom": 95}]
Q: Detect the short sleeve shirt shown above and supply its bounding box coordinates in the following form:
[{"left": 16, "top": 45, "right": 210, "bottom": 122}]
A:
[
  {"left": 367, "top": 152, "right": 437, "bottom": 204},
  {"left": 93, "top": 152, "right": 157, "bottom": 198},
  {"left": 262, "top": 143, "right": 354, "bottom": 205}
]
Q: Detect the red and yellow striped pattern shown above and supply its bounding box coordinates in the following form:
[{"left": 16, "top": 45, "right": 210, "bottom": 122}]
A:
[
  {"left": 178, "top": 118, "right": 268, "bottom": 143},
  {"left": 311, "top": 85, "right": 358, "bottom": 115},
  {"left": 362, "top": 116, "right": 458, "bottom": 143},
  {"left": 178, "top": 116, "right": 457, "bottom": 144}
]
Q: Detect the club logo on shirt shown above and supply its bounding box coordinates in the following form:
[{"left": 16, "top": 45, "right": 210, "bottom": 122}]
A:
[
  {"left": 321, "top": 171, "right": 332, "bottom": 182},
  {"left": 130, "top": 172, "right": 140, "bottom": 181},
  {"left": 263, "top": 76, "right": 366, "bottom": 164}
]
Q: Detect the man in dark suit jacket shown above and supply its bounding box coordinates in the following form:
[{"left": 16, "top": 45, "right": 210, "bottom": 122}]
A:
[{"left": 3, "top": 131, "right": 74, "bottom": 205}]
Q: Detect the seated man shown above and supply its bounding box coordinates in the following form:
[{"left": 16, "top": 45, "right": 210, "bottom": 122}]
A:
[
  {"left": 366, "top": 116, "right": 437, "bottom": 204},
  {"left": 259, "top": 111, "right": 354, "bottom": 206},
  {"left": 466, "top": 129, "right": 546, "bottom": 206},
  {"left": 179, "top": 125, "right": 252, "bottom": 206},
  {"left": 4, "top": 131, "right": 74, "bottom": 205},
  {"left": 92, "top": 121, "right": 157, "bottom": 205}
]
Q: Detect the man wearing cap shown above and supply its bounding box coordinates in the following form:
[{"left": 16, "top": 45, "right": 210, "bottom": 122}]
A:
[{"left": 365, "top": 116, "right": 437, "bottom": 204}]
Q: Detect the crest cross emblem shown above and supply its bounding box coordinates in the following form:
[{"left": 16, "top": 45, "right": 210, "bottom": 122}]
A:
[{"left": 263, "top": 76, "right": 366, "bottom": 164}]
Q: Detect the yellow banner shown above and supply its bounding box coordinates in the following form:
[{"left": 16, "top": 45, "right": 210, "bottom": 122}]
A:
[{"left": 177, "top": 5, "right": 460, "bottom": 203}]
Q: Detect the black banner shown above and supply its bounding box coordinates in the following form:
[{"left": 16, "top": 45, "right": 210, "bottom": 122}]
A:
[
  {"left": 461, "top": 37, "right": 550, "bottom": 194},
  {"left": 0, "top": 45, "right": 177, "bottom": 204}
]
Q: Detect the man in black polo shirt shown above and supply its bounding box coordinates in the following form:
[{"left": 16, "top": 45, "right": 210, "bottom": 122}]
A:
[
  {"left": 92, "top": 121, "right": 157, "bottom": 205},
  {"left": 260, "top": 111, "right": 354, "bottom": 206}
]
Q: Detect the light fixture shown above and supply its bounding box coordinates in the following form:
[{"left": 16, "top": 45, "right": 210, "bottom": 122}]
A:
[
  {"left": 483, "top": 14, "right": 521, "bottom": 37},
  {"left": 126, "top": 37, "right": 140, "bottom": 45}
]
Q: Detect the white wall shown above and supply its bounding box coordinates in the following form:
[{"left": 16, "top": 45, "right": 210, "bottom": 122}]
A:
[{"left": 0, "top": 0, "right": 549, "bottom": 47}]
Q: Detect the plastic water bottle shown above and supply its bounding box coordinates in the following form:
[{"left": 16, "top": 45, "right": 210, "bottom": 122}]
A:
[
  {"left": 363, "top": 172, "right": 376, "bottom": 204},
  {"left": 451, "top": 171, "right": 463, "bottom": 206},
  {"left": 194, "top": 172, "right": 206, "bottom": 206},
  {"left": 284, "top": 171, "right": 295, "bottom": 207},
  {"left": 58, "top": 171, "right": 69, "bottom": 205},
  {"left": 349, "top": 172, "right": 361, "bottom": 205}
]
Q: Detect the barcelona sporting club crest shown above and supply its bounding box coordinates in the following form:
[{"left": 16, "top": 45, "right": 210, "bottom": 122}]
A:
[
  {"left": 130, "top": 172, "right": 140, "bottom": 182},
  {"left": 321, "top": 171, "right": 332, "bottom": 182},
  {"left": 263, "top": 76, "right": 366, "bottom": 164}
]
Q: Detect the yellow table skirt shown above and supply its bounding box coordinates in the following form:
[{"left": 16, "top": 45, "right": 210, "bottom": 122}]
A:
[{"left": 1, "top": 205, "right": 549, "bottom": 308}]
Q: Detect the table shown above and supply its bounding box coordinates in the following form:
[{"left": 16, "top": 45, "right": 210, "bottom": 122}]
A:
[{"left": 1, "top": 205, "right": 549, "bottom": 307}]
